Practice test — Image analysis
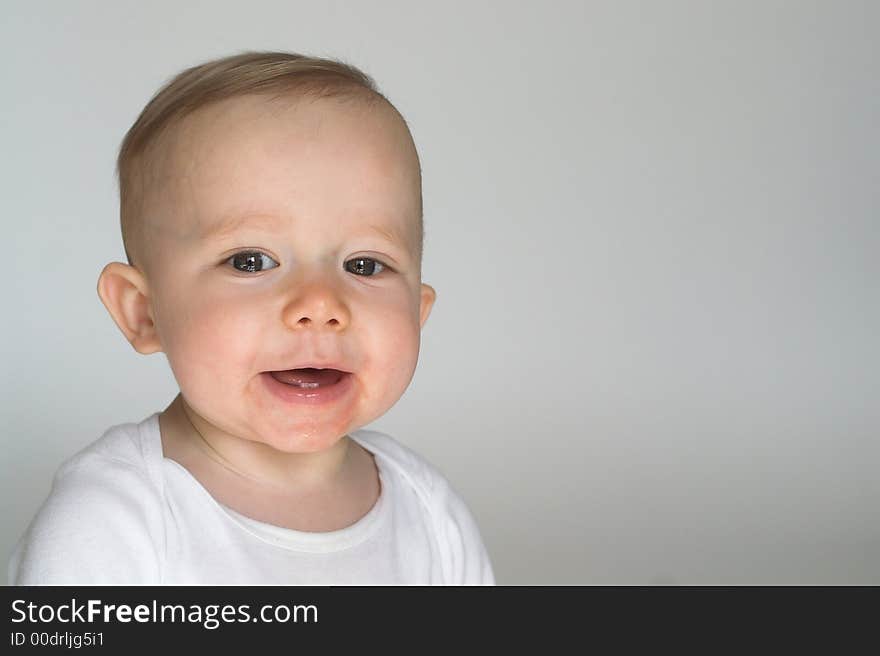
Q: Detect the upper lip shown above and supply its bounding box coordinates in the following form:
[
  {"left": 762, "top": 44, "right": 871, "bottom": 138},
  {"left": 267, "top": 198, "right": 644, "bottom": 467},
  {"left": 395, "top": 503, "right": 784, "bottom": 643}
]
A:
[{"left": 266, "top": 362, "right": 352, "bottom": 373}]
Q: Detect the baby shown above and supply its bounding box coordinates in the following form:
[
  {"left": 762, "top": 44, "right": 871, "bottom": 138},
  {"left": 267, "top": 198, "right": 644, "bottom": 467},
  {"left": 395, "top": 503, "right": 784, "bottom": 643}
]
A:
[{"left": 9, "top": 51, "right": 494, "bottom": 585}]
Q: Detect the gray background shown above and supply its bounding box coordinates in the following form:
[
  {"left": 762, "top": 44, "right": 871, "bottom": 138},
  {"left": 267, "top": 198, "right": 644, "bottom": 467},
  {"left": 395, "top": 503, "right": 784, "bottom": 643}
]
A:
[{"left": 3, "top": 0, "right": 878, "bottom": 584}]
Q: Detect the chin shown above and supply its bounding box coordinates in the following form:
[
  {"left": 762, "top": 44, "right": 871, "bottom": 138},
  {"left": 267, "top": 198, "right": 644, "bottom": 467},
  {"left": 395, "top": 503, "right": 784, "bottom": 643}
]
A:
[{"left": 255, "top": 421, "right": 350, "bottom": 454}]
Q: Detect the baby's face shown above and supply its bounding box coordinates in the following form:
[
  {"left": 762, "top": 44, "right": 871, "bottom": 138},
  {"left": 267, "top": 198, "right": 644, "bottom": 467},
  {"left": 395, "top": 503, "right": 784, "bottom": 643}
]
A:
[{"left": 140, "top": 94, "right": 434, "bottom": 453}]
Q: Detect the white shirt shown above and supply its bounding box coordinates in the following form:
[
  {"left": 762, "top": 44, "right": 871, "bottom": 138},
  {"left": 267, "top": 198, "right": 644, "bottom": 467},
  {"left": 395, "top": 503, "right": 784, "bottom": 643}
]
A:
[{"left": 8, "top": 413, "right": 494, "bottom": 585}]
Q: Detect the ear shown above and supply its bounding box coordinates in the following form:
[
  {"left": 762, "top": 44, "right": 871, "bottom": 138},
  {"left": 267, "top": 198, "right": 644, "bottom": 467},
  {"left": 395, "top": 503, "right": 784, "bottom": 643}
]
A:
[
  {"left": 96, "top": 262, "right": 163, "bottom": 355},
  {"left": 418, "top": 283, "right": 436, "bottom": 329}
]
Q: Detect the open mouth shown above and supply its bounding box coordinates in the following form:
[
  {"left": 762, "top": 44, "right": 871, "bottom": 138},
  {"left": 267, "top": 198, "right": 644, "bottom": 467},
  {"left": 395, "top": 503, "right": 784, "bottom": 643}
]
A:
[
  {"left": 268, "top": 368, "right": 348, "bottom": 389},
  {"left": 261, "top": 367, "right": 354, "bottom": 405}
]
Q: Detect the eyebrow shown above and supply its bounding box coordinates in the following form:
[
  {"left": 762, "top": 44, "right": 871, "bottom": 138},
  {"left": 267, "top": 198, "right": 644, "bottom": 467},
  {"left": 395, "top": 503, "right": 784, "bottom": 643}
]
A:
[
  {"left": 201, "top": 213, "right": 410, "bottom": 251},
  {"left": 201, "top": 214, "right": 287, "bottom": 239},
  {"left": 364, "top": 224, "right": 409, "bottom": 250}
]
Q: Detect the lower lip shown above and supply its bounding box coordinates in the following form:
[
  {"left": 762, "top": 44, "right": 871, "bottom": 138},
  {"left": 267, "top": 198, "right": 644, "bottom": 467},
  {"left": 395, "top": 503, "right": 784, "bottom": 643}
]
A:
[{"left": 260, "top": 371, "right": 355, "bottom": 406}]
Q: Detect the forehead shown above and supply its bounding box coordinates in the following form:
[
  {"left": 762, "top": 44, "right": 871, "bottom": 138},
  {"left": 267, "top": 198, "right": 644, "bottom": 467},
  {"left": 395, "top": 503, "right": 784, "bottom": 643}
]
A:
[{"left": 147, "top": 93, "right": 420, "bottom": 243}]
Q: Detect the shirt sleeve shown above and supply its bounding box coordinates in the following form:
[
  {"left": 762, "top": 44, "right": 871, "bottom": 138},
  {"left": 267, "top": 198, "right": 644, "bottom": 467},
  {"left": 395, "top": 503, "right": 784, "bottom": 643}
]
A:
[
  {"left": 8, "top": 455, "right": 165, "bottom": 585},
  {"left": 355, "top": 429, "right": 497, "bottom": 585},
  {"left": 430, "top": 474, "right": 496, "bottom": 585}
]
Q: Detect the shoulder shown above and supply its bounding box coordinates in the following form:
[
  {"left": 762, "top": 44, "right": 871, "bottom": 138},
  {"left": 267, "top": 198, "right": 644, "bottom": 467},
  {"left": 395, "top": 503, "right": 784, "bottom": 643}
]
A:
[
  {"left": 352, "top": 429, "right": 495, "bottom": 585},
  {"left": 50, "top": 416, "right": 164, "bottom": 510},
  {"left": 352, "top": 429, "right": 446, "bottom": 496},
  {"left": 8, "top": 417, "right": 165, "bottom": 585}
]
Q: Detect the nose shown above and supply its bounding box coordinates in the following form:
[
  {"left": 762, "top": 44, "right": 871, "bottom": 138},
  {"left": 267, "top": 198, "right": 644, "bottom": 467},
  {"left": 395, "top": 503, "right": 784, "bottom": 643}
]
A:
[{"left": 280, "top": 274, "right": 351, "bottom": 332}]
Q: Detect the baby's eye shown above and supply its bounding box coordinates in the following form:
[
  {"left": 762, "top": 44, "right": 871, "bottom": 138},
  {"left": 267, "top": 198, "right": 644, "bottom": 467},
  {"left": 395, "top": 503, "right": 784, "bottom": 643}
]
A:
[
  {"left": 228, "top": 251, "right": 279, "bottom": 273},
  {"left": 345, "top": 257, "right": 386, "bottom": 276}
]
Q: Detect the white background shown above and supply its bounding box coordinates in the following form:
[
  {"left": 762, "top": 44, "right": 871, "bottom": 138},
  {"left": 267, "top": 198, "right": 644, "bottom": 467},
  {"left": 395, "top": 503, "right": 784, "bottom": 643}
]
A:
[{"left": 2, "top": 0, "right": 878, "bottom": 584}]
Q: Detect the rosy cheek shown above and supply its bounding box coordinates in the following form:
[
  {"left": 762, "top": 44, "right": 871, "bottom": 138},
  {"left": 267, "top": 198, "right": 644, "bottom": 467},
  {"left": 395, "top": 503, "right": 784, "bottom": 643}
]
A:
[
  {"left": 161, "top": 289, "right": 259, "bottom": 382},
  {"left": 373, "top": 318, "right": 419, "bottom": 385}
]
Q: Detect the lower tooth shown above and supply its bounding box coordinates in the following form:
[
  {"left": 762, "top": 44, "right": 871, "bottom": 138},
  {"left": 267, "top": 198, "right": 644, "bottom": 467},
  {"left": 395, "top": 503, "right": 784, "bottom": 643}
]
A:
[{"left": 296, "top": 382, "right": 320, "bottom": 389}]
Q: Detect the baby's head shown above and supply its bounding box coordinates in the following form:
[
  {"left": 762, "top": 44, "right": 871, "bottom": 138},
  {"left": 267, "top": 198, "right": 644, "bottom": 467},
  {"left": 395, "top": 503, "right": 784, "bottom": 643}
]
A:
[{"left": 98, "top": 52, "right": 436, "bottom": 454}]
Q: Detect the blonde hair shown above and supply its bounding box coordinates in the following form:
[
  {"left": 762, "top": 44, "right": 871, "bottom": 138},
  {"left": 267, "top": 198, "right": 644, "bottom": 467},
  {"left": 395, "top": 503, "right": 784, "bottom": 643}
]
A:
[{"left": 117, "top": 51, "right": 422, "bottom": 271}]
